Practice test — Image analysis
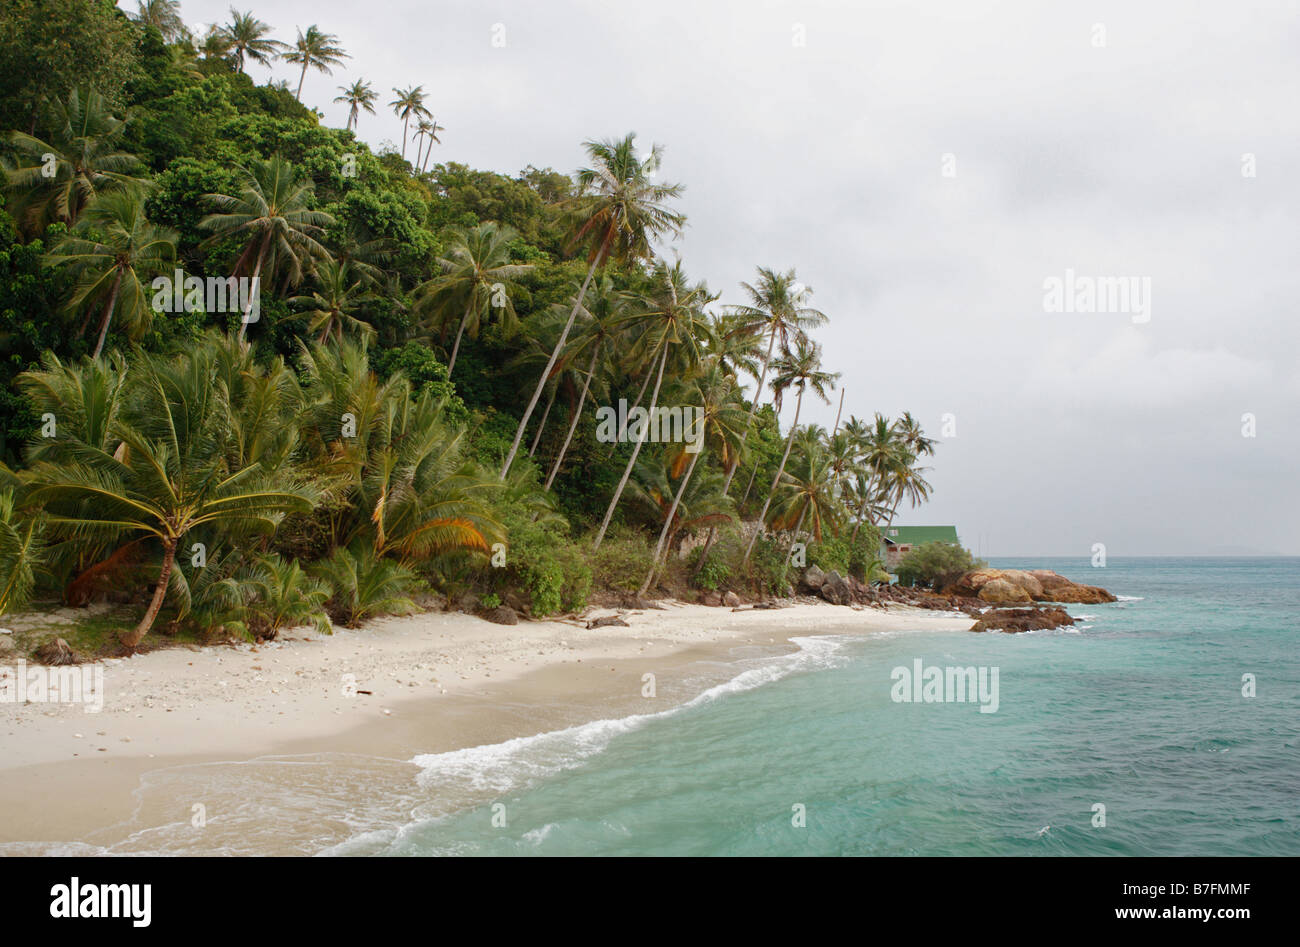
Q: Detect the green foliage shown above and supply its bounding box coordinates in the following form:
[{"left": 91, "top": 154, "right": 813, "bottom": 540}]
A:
[
  {"left": 496, "top": 492, "right": 590, "bottom": 616},
  {"left": 589, "top": 527, "right": 655, "bottom": 593},
  {"left": 895, "top": 541, "right": 984, "bottom": 589},
  {"left": 312, "top": 544, "right": 420, "bottom": 627},
  {"left": 479, "top": 592, "right": 501, "bottom": 610},
  {"left": 0, "top": 488, "right": 46, "bottom": 617}
]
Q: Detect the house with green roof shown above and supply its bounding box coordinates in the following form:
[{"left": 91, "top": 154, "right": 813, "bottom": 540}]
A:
[{"left": 881, "top": 526, "right": 960, "bottom": 568}]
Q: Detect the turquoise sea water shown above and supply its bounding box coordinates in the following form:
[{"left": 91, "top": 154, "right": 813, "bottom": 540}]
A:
[{"left": 357, "top": 557, "right": 1300, "bottom": 856}]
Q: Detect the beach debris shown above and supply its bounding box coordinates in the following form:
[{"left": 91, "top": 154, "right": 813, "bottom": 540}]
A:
[
  {"left": 586, "top": 614, "right": 630, "bottom": 629},
  {"left": 33, "top": 637, "right": 82, "bottom": 666}
]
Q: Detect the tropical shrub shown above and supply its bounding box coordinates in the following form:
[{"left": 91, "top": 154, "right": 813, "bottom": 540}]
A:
[
  {"left": 895, "top": 542, "right": 984, "bottom": 589},
  {"left": 311, "top": 544, "right": 420, "bottom": 627}
]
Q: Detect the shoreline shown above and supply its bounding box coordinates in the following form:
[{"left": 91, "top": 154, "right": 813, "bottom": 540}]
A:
[{"left": 0, "top": 601, "right": 974, "bottom": 852}]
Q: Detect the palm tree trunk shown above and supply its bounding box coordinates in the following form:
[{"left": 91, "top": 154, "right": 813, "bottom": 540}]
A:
[
  {"left": 296, "top": 62, "right": 307, "bottom": 100},
  {"left": 545, "top": 346, "right": 599, "bottom": 490},
  {"left": 593, "top": 342, "right": 668, "bottom": 550},
  {"left": 501, "top": 248, "right": 605, "bottom": 479},
  {"left": 90, "top": 269, "right": 124, "bottom": 360},
  {"left": 619, "top": 360, "right": 657, "bottom": 442},
  {"left": 744, "top": 386, "right": 804, "bottom": 564},
  {"left": 121, "top": 540, "right": 176, "bottom": 649},
  {"left": 780, "top": 504, "right": 809, "bottom": 584},
  {"left": 530, "top": 384, "right": 556, "bottom": 456},
  {"left": 237, "top": 235, "right": 269, "bottom": 342},
  {"left": 402, "top": 116, "right": 410, "bottom": 160},
  {"left": 639, "top": 446, "right": 702, "bottom": 596},
  {"left": 832, "top": 388, "right": 845, "bottom": 434},
  {"left": 446, "top": 302, "right": 472, "bottom": 377}
]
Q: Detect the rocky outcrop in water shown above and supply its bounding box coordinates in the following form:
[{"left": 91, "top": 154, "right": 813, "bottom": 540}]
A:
[{"left": 942, "top": 568, "right": 1115, "bottom": 605}]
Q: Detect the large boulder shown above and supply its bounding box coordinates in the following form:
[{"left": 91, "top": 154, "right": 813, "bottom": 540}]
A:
[
  {"left": 999, "top": 569, "right": 1045, "bottom": 599},
  {"left": 1026, "top": 570, "right": 1116, "bottom": 603},
  {"left": 971, "top": 607, "right": 1075, "bottom": 633},
  {"left": 722, "top": 591, "right": 742, "bottom": 608},
  {"left": 483, "top": 605, "right": 518, "bottom": 625},
  {"left": 820, "top": 570, "right": 853, "bottom": 606},
  {"left": 976, "top": 577, "right": 1032, "bottom": 604},
  {"left": 800, "top": 564, "right": 826, "bottom": 593}
]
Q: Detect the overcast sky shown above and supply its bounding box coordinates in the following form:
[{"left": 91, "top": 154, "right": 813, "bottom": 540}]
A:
[{"left": 155, "top": 0, "right": 1300, "bottom": 556}]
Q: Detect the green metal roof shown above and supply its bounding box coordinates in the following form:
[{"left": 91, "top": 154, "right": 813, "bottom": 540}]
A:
[{"left": 881, "top": 526, "right": 959, "bottom": 545}]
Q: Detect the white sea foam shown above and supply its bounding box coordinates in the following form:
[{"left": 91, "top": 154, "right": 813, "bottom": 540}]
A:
[{"left": 1116, "top": 595, "right": 1144, "bottom": 602}]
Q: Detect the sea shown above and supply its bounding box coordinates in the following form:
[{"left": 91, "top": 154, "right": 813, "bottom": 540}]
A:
[{"left": 12, "top": 557, "right": 1297, "bottom": 857}]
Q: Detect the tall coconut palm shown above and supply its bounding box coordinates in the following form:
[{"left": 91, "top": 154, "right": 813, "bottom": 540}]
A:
[
  {"left": 850, "top": 413, "right": 906, "bottom": 542},
  {"left": 3, "top": 89, "right": 149, "bottom": 236},
  {"left": 389, "top": 86, "right": 430, "bottom": 161},
  {"left": 544, "top": 276, "right": 625, "bottom": 489},
  {"left": 732, "top": 267, "right": 827, "bottom": 504},
  {"left": 132, "top": 0, "right": 186, "bottom": 42},
  {"left": 221, "top": 9, "right": 286, "bottom": 73},
  {"left": 417, "top": 118, "right": 444, "bottom": 172},
  {"left": 743, "top": 339, "right": 839, "bottom": 564},
  {"left": 334, "top": 80, "right": 377, "bottom": 132},
  {"left": 592, "top": 260, "right": 709, "bottom": 549},
  {"left": 21, "top": 344, "right": 317, "bottom": 648},
  {"left": 501, "top": 133, "right": 686, "bottom": 481},
  {"left": 638, "top": 360, "right": 748, "bottom": 594},
  {"left": 197, "top": 25, "right": 234, "bottom": 64},
  {"left": 288, "top": 258, "right": 375, "bottom": 343},
  {"left": 199, "top": 155, "right": 335, "bottom": 340},
  {"left": 44, "top": 189, "right": 179, "bottom": 358},
  {"left": 414, "top": 222, "right": 533, "bottom": 378},
  {"left": 285, "top": 26, "right": 349, "bottom": 101}
]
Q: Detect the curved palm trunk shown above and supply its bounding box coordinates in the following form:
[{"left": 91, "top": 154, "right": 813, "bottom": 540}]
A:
[
  {"left": 237, "top": 234, "right": 270, "bottom": 342},
  {"left": 529, "top": 384, "right": 556, "bottom": 456},
  {"left": 691, "top": 325, "right": 779, "bottom": 577},
  {"left": 743, "top": 386, "right": 804, "bottom": 564},
  {"left": 121, "top": 540, "right": 176, "bottom": 649},
  {"left": 619, "top": 361, "right": 656, "bottom": 441},
  {"left": 545, "top": 346, "right": 599, "bottom": 490},
  {"left": 501, "top": 248, "right": 604, "bottom": 479},
  {"left": 638, "top": 446, "right": 702, "bottom": 596},
  {"left": 446, "top": 301, "right": 473, "bottom": 377},
  {"left": 401, "top": 115, "right": 410, "bottom": 160},
  {"left": 91, "top": 269, "right": 124, "bottom": 360},
  {"left": 593, "top": 342, "right": 668, "bottom": 550},
  {"left": 295, "top": 62, "right": 308, "bottom": 100}
]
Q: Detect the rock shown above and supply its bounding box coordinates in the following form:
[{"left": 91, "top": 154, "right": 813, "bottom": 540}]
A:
[
  {"left": 802, "top": 565, "right": 826, "bottom": 592},
  {"left": 700, "top": 590, "right": 723, "bottom": 607},
  {"left": 0, "top": 636, "right": 14, "bottom": 654},
  {"left": 977, "top": 577, "right": 1032, "bottom": 604},
  {"left": 946, "top": 568, "right": 1115, "bottom": 605},
  {"left": 722, "top": 591, "right": 742, "bottom": 608},
  {"left": 999, "top": 570, "right": 1045, "bottom": 599},
  {"left": 482, "top": 605, "right": 518, "bottom": 625},
  {"left": 820, "top": 571, "right": 852, "bottom": 606},
  {"left": 971, "top": 607, "right": 1075, "bottom": 634},
  {"left": 34, "top": 637, "right": 82, "bottom": 665},
  {"left": 586, "top": 614, "right": 630, "bottom": 629},
  {"left": 1027, "top": 570, "right": 1116, "bottom": 603}
]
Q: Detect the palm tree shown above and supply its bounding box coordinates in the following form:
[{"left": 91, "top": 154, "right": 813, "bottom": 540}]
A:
[
  {"left": 389, "top": 86, "right": 430, "bottom": 162},
  {"left": 0, "top": 489, "right": 46, "bottom": 620},
  {"left": 132, "top": 0, "right": 186, "bottom": 42},
  {"left": 770, "top": 439, "right": 839, "bottom": 542},
  {"left": 22, "top": 344, "right": 317, "bottom": 648},
  {"left": 334, "top": 80, "right": 377, "bottom": 132},
  {"left": 414, "top": 222, "right": 533, "bottom": 377},
  {"left": 417, "top": 118, "right": 444, "bottom": 172},
  {"left": 198, "top": 25, "right": 235, "bottom": 64},
  {"left": 638, "top": 360, "right": 747, "bottom": 594},
  {"left": 592, "top": 260, "right": 709, "bottom": 549},
  {"left": 199, "top": 155, "right": 335, "bottom": 340},
  {"left": 731, "top": 267, "right": 827, "bottom": 504},
  {"left": 850, "top": 413, "right": 906, "bottom": 542},
  {"left": 501, "top": 133, "right": 686, "bottom": 481},
  {"left": 544, "top": 276, "right": 625, "bottom": 489},
  {"left": 44, "top": 189, "right": 179, "bottom": 358},
  {"left": 3, "top": 89, "right": 149, "bottom": 236},
  {"left": 221, "top": 9, "right": 286, "bottom": 73},
  {"left": 743, "top": 339, "right": 839, "bottom": 564},
  {"left": 288, "top": 258, "right": 375, "bottom": 343},
  {"left": 285, "top": 26, "right": 349, "bottom": 101}
]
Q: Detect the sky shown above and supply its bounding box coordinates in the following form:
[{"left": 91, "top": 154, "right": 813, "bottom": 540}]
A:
[{"left": 144, "top": 0, "right": 1300, "bottom": 556}]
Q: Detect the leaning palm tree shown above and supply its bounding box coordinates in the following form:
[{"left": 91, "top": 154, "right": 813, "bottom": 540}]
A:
[
  {"left": 334, "top": 79, "right": 377, "bottom": 132},
  {"left": 501, "top": 133, "right": 686, "bottom": 481},
  {"left": 221, "top": 9, "right": 286, "bottom": 73},
  {"left": 22, "top": 344, "right": 317, "bottom": 648},
  {"left": 2, "top": 88, "right": 149, "bottom": 236},
  {"left": 288, "top": 257, "right": 375, "bottom": 343},
  {"left": 849, "top": 413, "right": 906, "bottom": 542},
  {"left": 592, "top": 260, "right": 710, "bottom": 550},
  {"left": 413, "top": 222, "right": 533, "bottom": 377},
  {"left": 742, "top": 339, "right": 839, "bottom": 564},
  {"left": 417, "top": 118, "right": 444, "bottom": 172},
  {"left": 638, "top": 360, "right": 748, "bottom": 594},
  {"left": 199, "top": 155, "right": 335, "bottom": 339},
  {"left": 132, "top": 0, "right": 186, "bottom": 42},
  {"left": 285, "top": 25, "right": 349, "bottom": 101},
  {"left": 389, "top": 86, "right": 430, "bottom": 161},
  {"left": 731, "top": 267, "right": 828, "bottom": 504},
  {"left": 44, "top": 189, "right": 179, "bottom": 358}
]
